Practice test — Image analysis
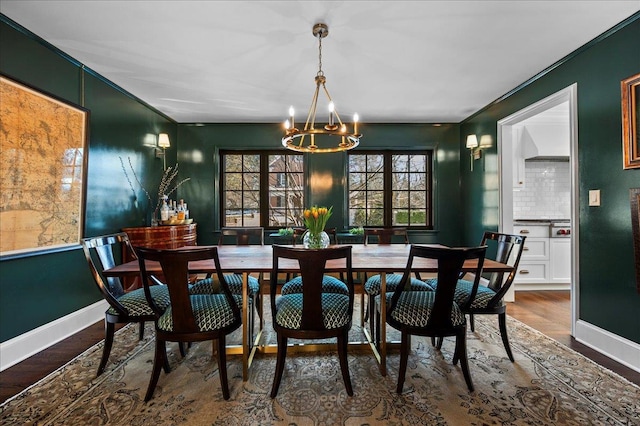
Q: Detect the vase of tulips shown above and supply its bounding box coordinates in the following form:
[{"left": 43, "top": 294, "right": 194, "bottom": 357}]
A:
[{"left": 302, "top": 206, "right": 332, "bottom": 249}]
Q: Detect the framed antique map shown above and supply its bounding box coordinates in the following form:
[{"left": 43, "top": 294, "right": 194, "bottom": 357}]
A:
[{"left": 0, "top": 75, "right": 88, "bottom": 257}]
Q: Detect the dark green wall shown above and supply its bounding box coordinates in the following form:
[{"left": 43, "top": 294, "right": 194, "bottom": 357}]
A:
[
  {"left": 0, "top": 16, "right": 177, "bottom": 342},
  {"left": 460, "top": 15, "right": 640, "bottom": 343},
  {"left": 177, "top": 123, "right": 462, "bottom": 246}
]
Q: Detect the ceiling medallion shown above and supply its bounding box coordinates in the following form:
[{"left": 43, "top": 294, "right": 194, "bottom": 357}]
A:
[{"left": 282, "top": 23, "right": 361, "bottom": 153}]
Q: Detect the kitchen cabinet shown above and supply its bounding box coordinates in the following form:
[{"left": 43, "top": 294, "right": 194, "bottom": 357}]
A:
[
  {"left": 513, "top": 224, "right": 549, "bottom": 285},
  {"left": 550, "top": 238, "right": 571, "bottom": 282},
  {"left": 512, "top": 128, "right": 526, "bottom": 188},
  {"left": 513, "top": 223, "right": 571, "bottom": 290}
]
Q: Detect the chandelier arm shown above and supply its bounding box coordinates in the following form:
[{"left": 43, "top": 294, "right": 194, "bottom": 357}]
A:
[
  {"left": 305, "top": 83, "right": 321, "bottom": 131},
  {"left": 320, "top": 84, "right": 346, "bottom": 128}
]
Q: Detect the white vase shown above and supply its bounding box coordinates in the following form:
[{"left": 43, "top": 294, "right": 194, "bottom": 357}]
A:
[{"left": 303, "top": 230, "right": 330, "bottom": 249}]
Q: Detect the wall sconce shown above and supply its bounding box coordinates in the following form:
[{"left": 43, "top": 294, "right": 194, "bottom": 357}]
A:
[
  {"left": 156, "top": 133, "right": 170, "bottom": 169},
  {"left": 466, "top": 134, "right": 479, "bottom": 171}
]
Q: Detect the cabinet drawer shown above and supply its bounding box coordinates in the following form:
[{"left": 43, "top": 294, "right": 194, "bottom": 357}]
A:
[
  {"left": 513, "top": 225, "right": 549, "bottom": 238},
  {"left": 514, "top": 262, "right": 548, "bottom": 283},
  {"left": 521, "top": 238, "right": 549, "bottom": 260}
]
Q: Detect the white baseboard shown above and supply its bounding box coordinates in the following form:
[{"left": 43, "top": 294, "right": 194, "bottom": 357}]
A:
[
  {"left": 0, "top": 300, "right": 107, "bottom": 372},
  {"left": 574, "top": 319, "right": 640, "bottom": 373}
]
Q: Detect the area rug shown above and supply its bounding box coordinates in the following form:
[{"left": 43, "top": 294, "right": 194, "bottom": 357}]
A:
[{"left": 1, "top": 311, "right": 638, "bottom": 425}]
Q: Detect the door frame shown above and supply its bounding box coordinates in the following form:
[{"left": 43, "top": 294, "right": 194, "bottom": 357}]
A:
[{"left": 497, "top": 84, "right": 579, "bottom": 336}]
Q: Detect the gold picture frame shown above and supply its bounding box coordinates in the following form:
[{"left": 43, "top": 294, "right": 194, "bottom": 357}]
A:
[
  {"left": 0, "top": 75, "right": 89, "bottom": 258},
  {"left": 621, "top": 72, "right": 640, "bottom": 169},
  {"left": 631, "top": 188, "right": 640, "bottom": 293}
]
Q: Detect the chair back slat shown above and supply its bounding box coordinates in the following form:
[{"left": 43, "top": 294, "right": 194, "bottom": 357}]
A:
[
  {"left": 218, "top": 227, "right": 264, "bottom": 246},
  {"left": 479, "top": 232, "right": 526, "bottom": 306},
  {"left": 364, "top": 228, "right": 409, "bottom": 245},
  {"left": 81, "top": 233, "right": 135, "bottom": 314},
  {"left": 271, "top": 245, "right": 354, "bottom": 331},
  {"left": 136, "top": 246, "right": 240, "bottom": 333}
]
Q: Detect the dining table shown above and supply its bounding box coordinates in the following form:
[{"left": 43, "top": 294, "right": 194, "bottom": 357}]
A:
[{"left": 103, "top": 243, "right": 513, "bottom": 380}]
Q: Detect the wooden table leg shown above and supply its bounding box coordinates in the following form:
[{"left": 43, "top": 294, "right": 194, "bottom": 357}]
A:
[
  {"left": 242, "top": 272, "right": 248, "bottom": 381},
  {"left": 379, "top": 272, "right": 387, "bottom": 376}
]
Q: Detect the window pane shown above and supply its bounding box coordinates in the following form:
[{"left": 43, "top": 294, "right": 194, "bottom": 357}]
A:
[
  {"left": 367, "top": 172, "right": 383, "bottom": 190},
  {"left": 393, "top": 209, "right": 409, "bottom": 226},
  {"left": 410, "top": 155, "right": 426, "bottom": 172},
  {"left": 392, "top": 172, "right": 409, "bottom": 190},
  {"left": 225, "top": 155, "right": 242, "bottom": 172},
  {"left": 393, "top": 191, "right": 409, "bottom": 208},
  {"left": 225, "top": 173, "right": 242, "bottom": 191},
  {"left": 369, "top": 191, "right": 384, "bottom": 208},
  {"left": 368, "top": 209, "right": 384, "bottom": 226},
  {"left": 410, "top": 191, "right": 427, "bottom": 208},
  {"left": 392, "top": 154, "right": 409, "bottom": 172},
  {"left": 349, "top": 155, "right": 367, "bottom": 172},
  {"left": 243, "top": 155, "right": 260, "bottom": 172},
  {"left": 225, "top": 191, "right": 241, "bottom": 209},
  {"left": 409, "top": 173, "right": 426, "bottom": 190},
  {"left": 244, "top": 173, "right": 260, "bottom": 191}
]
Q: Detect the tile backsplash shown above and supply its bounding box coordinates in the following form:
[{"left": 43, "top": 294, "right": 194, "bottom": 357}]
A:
[{"left": 513, "top": 160, "right": 570, "bottom": 219}]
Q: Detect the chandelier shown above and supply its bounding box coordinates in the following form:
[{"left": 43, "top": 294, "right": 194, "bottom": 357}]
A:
[{"left": 282, "top": 23, "right": 361, "bottom": 153}]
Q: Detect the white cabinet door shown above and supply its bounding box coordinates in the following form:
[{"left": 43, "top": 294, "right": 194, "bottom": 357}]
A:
[{"left": 550, "top": 238, "right": 571, "bottom": 283}]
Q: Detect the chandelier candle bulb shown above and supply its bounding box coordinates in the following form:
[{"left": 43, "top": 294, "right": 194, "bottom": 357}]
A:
[
  {"left": 289, "top": 106, "right": 295, "bottom": 128},
  {"left": 354, "top": 113, "right": 359, "bottom": 134}
]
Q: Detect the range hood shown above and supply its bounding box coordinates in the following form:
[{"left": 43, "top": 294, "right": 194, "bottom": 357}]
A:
[{"left": 520, "top": 125, "right": 570, "bottom": 161}]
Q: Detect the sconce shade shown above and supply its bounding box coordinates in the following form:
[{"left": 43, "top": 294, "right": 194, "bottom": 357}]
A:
[
  {"left": 158, "top": 133, "right": 171, "bottom": 149},
  {"left": 466, "top": 135, "right": 478, "bottom": 149}
]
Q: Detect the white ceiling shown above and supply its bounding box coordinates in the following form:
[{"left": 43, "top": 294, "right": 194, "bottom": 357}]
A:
[{"left": 1, "top": 1, "right": 638, "bottom": 124}]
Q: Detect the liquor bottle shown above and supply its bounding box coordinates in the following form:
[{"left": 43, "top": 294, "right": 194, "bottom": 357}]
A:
[
  {"left": 177, "top": 199, "right": 185, "bottom": 221},
  {"left": 160, "top": 196, "right": 170, "bottom": 221}
]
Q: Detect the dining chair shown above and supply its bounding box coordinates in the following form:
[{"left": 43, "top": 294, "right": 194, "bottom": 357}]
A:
[
  {"left": 136, "top": 246, "right": 242, "bottom": 401},
  {"left": 381, "top": 244, "right": 487, "bottom": 393},
  {"left": 269, "top": 245, "right": 355, "bottom": 398},
  {"left": 362, "top": 227, "right": 430, "bottom": 339},
  {"left": 193, "top": 227, "right": 263, "bottom": 333},
  {"left": 430, "top": 232, "right": 526, "bottom": 361},
  {"left": 81, "top": 233, "right": 171, "bottom": 376}
]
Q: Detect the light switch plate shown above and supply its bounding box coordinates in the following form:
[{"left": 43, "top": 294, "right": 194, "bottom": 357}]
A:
[{"left": 589, "top": 189, "right": 600, "bottom": 206}]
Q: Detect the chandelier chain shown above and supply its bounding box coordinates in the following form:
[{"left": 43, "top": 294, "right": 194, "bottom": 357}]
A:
[{"left": 317, "top": 33, "right": 324, "bottom": 77}]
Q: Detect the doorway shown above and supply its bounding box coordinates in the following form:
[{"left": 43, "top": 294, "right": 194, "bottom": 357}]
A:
[{"left": 497, "top": 84, "right": 579, "bottom": 336}]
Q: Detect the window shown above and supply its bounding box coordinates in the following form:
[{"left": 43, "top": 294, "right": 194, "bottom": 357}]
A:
[
  {"left": 348, "top": 151, "right": 433, "bottom": 228},
  {"left": 221, "top": 151, "right": 304, "bottom": 228}
]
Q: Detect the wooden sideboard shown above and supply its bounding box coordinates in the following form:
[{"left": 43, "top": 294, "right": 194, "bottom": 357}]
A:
[{"left": 121, "top": 224, "right": 197, "bottom": 290}]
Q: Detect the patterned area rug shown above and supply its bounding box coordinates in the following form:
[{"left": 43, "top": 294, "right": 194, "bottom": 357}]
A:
[{"left": 1, "top": 310, "right": 638, "bottom": 425}]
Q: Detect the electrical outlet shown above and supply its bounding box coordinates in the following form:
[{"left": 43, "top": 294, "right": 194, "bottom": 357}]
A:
[{"left": 589, "top": 190, "right": 600, "bottom": 206}]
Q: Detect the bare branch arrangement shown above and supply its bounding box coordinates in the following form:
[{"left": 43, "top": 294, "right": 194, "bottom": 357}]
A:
[{"left": 119, "top": 157, "right": 190, "bottom": 216}]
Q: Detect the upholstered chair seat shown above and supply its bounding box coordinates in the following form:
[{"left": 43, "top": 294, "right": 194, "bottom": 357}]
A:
[
  {"left": 378, "top": 291, "right": 465, "bottom": 328},
  {"left": 106, "top": 285, "right": 170, "bottom": 317},
  {"left": 281, "top": 275, "right": 349, "bottom": 295},
  {"left": 157, "top": 294, "right": 243, "bottom": 332},
  {"left": 275, "top": 293, "right": 351, "bottom": 330}
]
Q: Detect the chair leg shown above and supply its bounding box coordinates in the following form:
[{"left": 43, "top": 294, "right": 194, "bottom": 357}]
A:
[
  {"left": 455, "top": 328, "right": 474, "bottom": 392},
  {"left": 97, "top": 320, "right": 115, "bottom": 376},
  {"left": 469, "top": 314, "right": 475, "bottom": 332},
  {"left": 270, "top": 334, "right": 288, "bottom": 398},
  {"left": 337, "top": 330, "right": 353, "bottom": 396},
  {"left": 498, "top": 313, "right": 515, "bottom": 362},
  {"left": 374, "top": 300, "right": 381, "bottom": 349},
  {"left": 138, "top": 321, "right": 145, "bottom": 340},
  {"left": 145, "top": 339, "right": 166, "bottom": 402},
  {"left": 178, "top": 342, "right": 187, "bottom": 358},
  {"left": 436, "top": 336, "right": 444, "bottom": 350},
  {"left": 216, "top": 336, "right": 231, "bottom": 400},
  {"left": 396, "top": 331, "right": 410, "bottom": 393}
]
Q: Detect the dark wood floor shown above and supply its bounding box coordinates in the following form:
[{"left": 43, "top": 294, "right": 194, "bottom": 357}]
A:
[{"left": 1, "top": 290, "right": 638, "bottom": 404}]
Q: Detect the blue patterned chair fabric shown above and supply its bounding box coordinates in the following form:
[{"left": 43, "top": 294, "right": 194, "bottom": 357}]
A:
[
  {"left": 281, "top": 275, "right": 349, "bottom": 295},
  {"left": 275, "top": 293, "right": 351, "bottom": 330},
  {"left": 189, "top": 275, "right": 260, "bottom": 297},
  {"left": 364, "top": 273, "right": 434, "bottom": 296},
  {"left": 378, "top": 292, "right": 465, "bottom": 328},
  {"left": 430, "top": 278, "right": 500, "bottom": 309},
  {"left": 158, "top": 294, "right": 243, "bottom": 332},
  {"left": 106, "top": 285, "right": 170, "bottom": 316}
]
